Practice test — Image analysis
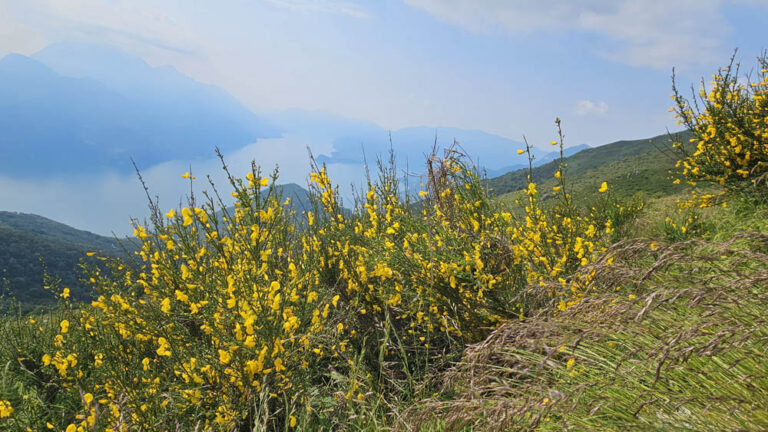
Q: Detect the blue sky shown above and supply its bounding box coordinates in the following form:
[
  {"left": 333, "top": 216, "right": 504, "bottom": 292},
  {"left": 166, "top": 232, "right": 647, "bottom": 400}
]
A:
[{"left": 2, "top": 0, "right": 767, "bottom": 146}]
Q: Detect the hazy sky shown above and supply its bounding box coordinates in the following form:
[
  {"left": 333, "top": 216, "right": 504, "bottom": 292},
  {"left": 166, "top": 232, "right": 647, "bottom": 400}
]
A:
[
  {"left": 3, "top": 0, "right": 767, "bottom": 146},
  {"left": 1, "top": 0, "right": 768, "bottom": 235}
]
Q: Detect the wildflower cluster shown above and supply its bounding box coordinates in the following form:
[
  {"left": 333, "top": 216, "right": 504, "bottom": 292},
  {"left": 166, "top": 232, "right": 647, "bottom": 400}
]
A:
[
  {"left": 37, "top": 166, "right": 348, "bottom": 431},
  {"left": 671, "top": 51, "right": 768, "bottom": 197}
]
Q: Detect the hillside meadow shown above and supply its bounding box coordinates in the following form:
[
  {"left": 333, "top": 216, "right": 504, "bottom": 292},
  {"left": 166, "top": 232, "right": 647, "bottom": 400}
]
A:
[{"left": 1, "top": 54, "right": 767, "bottom": 431}]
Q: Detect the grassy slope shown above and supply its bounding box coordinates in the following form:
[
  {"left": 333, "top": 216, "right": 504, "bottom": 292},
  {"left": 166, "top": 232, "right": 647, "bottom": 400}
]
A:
[
  {"left": 489, "top": 130, "right": 692, "bottom": 204},
  {"left": 404, "top": 132, "right": 768, "bottom": 430},
  {"left": 407, "top": 201, "right": 768, "bottom": 431},
  {"left": 0, "top": 211, "right": 127, "bottom": 304}
]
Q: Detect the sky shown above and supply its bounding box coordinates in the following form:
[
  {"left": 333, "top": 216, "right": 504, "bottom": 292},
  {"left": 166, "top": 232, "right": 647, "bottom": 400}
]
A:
[
  {"left": 1, "top": 0, "right": 768, "bottom": 235},
  {"left": 3, "top": 0, "right": 768, "bottom": 145}
]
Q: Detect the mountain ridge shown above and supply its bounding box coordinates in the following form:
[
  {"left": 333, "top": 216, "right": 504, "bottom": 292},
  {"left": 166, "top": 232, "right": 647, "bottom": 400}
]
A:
[
  {"left": 0, "top": 210, "right": 127, "bottom": 304},
  {"left": 1, "top": 43, "right": 591, "bottom": 184},
  {"left": 0, "top": 45, "right": 281, "bottom": 177},
  {"left": 489, "top": 130, "right": 693, "bottom": 202}
]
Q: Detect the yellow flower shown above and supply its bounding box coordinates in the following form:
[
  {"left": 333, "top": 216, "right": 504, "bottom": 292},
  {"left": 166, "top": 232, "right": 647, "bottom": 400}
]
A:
[
  {"left": 274, "top": 357, "right": 286, "bottom": 372},
  {"left": 598, "top": 182, "right": 608, "bottom": 193},
  {"left": 160, "top": 298, "right": 171, "bottom": 314},
  {"left": 271, "top": 293, "right": 281, "bottom": 311},
  {"left": 290, "top": 416, "right": 297, "bottom": 428},
  {"left": 552, "top": 186, "right": 561, "bottom": 192},
  {"left": 218, "top": 349, "right": 231, "bottom": 364},
  {"left": 516, "top": 149, "right": 525, "bottom": 155},
  {"left": 83, "top": 393, "right": 94, "bottom": 406},
  {"left": 0, "top": 400, "right": 13, "bottom": 418},
  {"left": 554, "top": 170, "right": 561, "bottom": 179},
  {"left": 181, "top": 171, "right": 195, "bottom": 179},
  {"left": 181, "top": 207, "right": 194, "bottom": 226},
  {"left": 175, "top": 290, "right": 189, "bottom": 303},
  {"left": 156, "top": 337, "right": 171, "bottom": 356},
  {"left": 60, "top": 319, "right": 69, "bottom": 334},
  {"left": 165, "top": 208, "right": 176, "bottom": 218},
  {"left": 260, "top": 177, "right": 269, "bottom": 187},
  {"left": 550, "top": 140, "right": 558, "bottom": 146},
  {"left": 60, "top": 288, "right": 70, "bottom": 299}
]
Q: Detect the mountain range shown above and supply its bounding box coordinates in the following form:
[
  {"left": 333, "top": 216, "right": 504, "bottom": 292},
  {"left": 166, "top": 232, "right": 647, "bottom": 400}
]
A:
[
  {"left": 0, "top": 42, "right": 588, "bottom": 181},
  {"left": 0, "top": 43, "right": 281, "bottom": 177}
]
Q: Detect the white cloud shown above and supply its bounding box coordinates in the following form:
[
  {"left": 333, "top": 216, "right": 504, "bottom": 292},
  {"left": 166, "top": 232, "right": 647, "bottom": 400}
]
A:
[
  {"left": 264, "top": 0, "right": 369, "bottom": 17},
  {"left": 404, "top": 0, "right": 729, "bottom": 70},
  {"left": 2, "top": 0, "right": 198, "bottom": 57},
  {"left": 575, "top": 100, "right": 608, "bottom": 115},
  {"left": 0, "top": 10, "right": 47, "bottom": 56}
]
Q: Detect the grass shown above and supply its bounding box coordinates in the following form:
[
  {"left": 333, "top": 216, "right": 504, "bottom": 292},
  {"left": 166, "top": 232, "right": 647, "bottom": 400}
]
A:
[{"left": 406, "top": 226, "right": 768, "bottom": 431}]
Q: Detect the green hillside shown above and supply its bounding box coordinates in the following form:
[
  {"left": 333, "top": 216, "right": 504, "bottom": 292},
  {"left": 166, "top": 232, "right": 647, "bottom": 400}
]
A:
[
  {"left": 0, "top": 212, "right": 128, "bottom": 305},
  {"left": 489, "top": 130, "right": 692, "bottom": 202}
]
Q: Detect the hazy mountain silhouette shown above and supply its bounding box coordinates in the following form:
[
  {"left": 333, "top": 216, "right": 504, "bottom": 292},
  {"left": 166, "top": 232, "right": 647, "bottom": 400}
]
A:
[
  {"left": 0, "top": 43, "right": 280, "bottom": 177},
  {"left": 265, "top": 109, "right": 588, "bottom": 176},
  {"left": 0, "top": 42, "right": 588, "bottom": 182}
]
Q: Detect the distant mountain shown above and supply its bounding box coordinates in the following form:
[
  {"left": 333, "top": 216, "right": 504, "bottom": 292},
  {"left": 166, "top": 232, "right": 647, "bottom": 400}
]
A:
[
  {"left": 483, "top": 144, "right": 590, "bottom": 178},
  {"left": 0, "top": 211, "right": 129, "bottom": 305},
  {"left": 0, "top": 42, "right": 586, "bottom": 182},
  {"left": 277, "top": 183, "right": 314, "bottom": 212},
  {"left": 0, "top": 43, "right": 279, "bottom": 177},
  {"left": 267, "top": 109, "right": 589, "bottom": 178},
  {"left": 216, "top": 183, "right": 323, "bottom": 231}
]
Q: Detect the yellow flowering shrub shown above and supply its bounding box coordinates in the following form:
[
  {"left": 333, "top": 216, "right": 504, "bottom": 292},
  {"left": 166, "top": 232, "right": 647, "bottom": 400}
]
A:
[
  {"left": 304, "top": 127, "right": 627, "bottom": 393},
  {"left": 671, "top": 51, "right": 768, "bottom": 197},
  {"left": 35, "top": 166, "right": 349, "bottom": 430}
]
